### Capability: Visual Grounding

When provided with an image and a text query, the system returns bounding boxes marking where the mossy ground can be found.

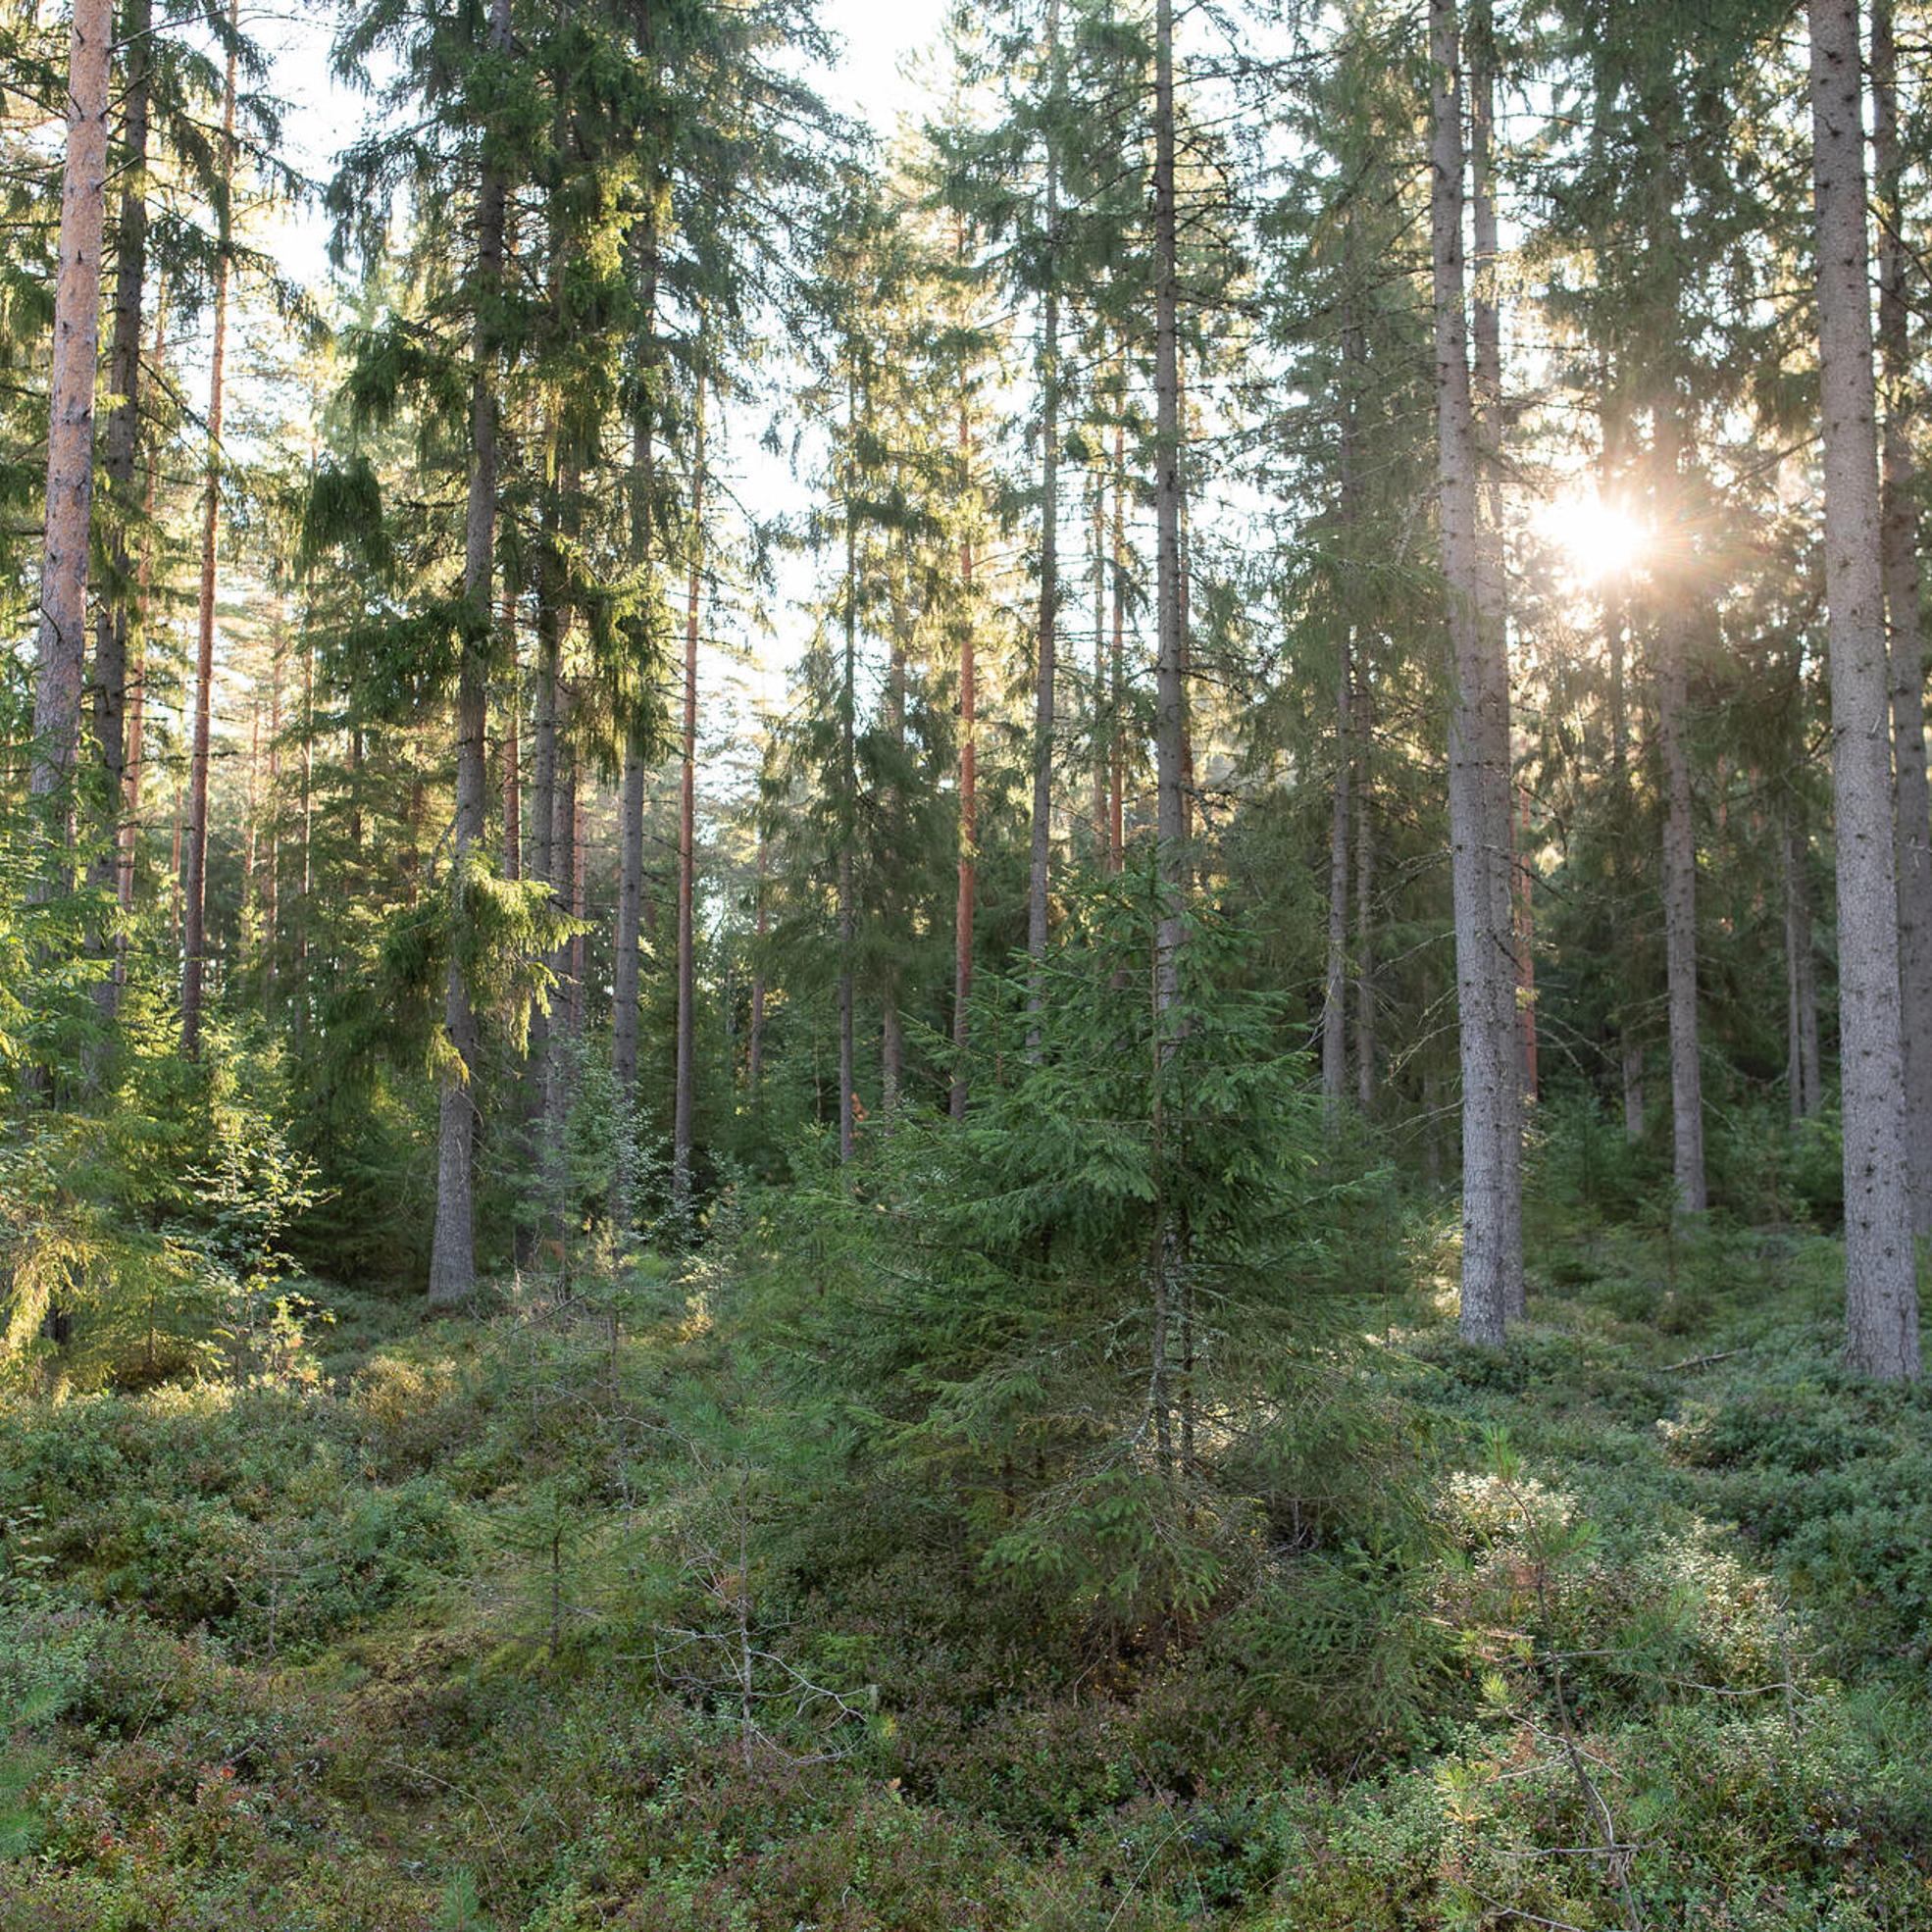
[2,1214,1928,1930]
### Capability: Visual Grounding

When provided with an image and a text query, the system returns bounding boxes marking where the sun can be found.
[1532,489,1648,585]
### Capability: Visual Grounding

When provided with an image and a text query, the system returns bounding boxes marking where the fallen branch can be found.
[1657,1347,1743,1373]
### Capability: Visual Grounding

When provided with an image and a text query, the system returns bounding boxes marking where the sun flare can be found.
[1534,489,1648,584]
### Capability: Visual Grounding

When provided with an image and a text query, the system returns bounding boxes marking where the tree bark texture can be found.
[1152,0,1187,1026]
[30,0,113,844]
[1432,0,1518,1345]
[1871,0,1932,1234]
[1027,0,1063,1048]
[673,380,705,1203]
[180,9,239,1058]
[1809,0,1921,1379]
[87,0,151,960]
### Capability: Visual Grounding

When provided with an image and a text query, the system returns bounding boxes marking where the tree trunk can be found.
[749,827,767,1093]
[1110,407,1127,872]
[29,0,113,862]
[1655,399,1707,1213]
[839,373,859,1163]
[951,397,977,1121]
[613,224,657,1128]
[1468,6,1524,1319]
[1808,0,1921,1379]
[502,581,522,882]
[1027,0,1063,1049]
[1354,650,1376,1112]
[1322,632,1352,1107]
[882,553,907,1115]
[1871,0,1932,1234]
[427,0,511,1308]
[86,0,151,985]
[673,377,705,1204]
[1152,0,1187,1024]
[1602,394,1646,1144]
[266,636,280,1013]
[1092,473,1108,865]
[1432,0,1516,1345]
[1514,785,1537,1098]
[119,299,166,973]
[180,7,239,1059]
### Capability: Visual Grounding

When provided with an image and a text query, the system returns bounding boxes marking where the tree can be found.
[1430,0,1518,1345]
[1807,0,1920,1380]
[29,0,113,863]
[179,0,239,1058]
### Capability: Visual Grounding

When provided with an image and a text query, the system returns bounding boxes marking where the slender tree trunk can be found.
[1514,784,1537,1098]
[1027,0,1063,1047]
[1602,397,1646,1143]
[673,377,705,1204]
[1152,0,1187,1023]
[570,785,585,1039]
[1654,386,1707,1214]
[29,0,113,863]
[266,636,280,1013]
[543,732,577,1242]
[1323,632,1352,1107]
[119,300,166,970]
[881,555,907,1115]
[1432,0,1515,1345]
[613,224,656,1124]
[1110,409,1127,872]
[1809,0,1921,1379]
[1657,585,1706,1212]
[427,0,511,1307]
[87,0,151,986]
[1093,473,1108,864]
[180,7,239,1059]
[1354,647,1376,1111]
[1871,0,1932,1234]
[748,827,767,1093]
[502,582,522,882]
[1469,8,1524,1318]
[1784,795,1819,1120]
[951,398,977,1121]
[297,633,313,1034]
[839,374,859,1162]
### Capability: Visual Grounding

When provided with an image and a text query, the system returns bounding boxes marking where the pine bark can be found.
[1808,0,1921,1379]
[180,10,239,1058]
[614,228,657,1125]
[1785,793,1822,1121]
[1655,403,1707,1212]
[1027,0,1063,1047]
[951,398,977,1122]
[1871,0,1932,1233]
[1432,0,1516,1345]
[1323,632,1352,1108]
[839,373,859,1163]
[673,380,704,1204]
[87,0,151,970]
[119,302,166,968]
[1152,0,1187,1023]
[1468,10,1524,1318]
[30,0,113,852]
[1354,653,1376,1113]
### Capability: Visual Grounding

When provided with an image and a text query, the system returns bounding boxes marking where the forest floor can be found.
[2,1207,1930,1930]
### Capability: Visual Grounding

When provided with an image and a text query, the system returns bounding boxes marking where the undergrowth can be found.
[1,1190,1928,1929]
